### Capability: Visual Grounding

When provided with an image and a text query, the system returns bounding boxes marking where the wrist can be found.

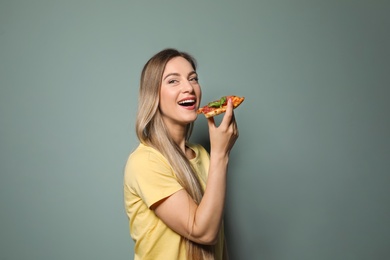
[210,152,229,165]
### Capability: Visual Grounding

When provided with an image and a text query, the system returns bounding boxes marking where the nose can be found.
[182,79,194,93]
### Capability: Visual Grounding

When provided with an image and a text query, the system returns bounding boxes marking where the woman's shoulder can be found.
[128,143,167,163]
[125,143,172,180]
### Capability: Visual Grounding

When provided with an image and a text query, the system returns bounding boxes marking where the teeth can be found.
[178,99,195,104]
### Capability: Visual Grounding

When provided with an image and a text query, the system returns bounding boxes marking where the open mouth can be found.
[178,99,196,107]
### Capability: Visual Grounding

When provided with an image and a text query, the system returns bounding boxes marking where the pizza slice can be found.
[197,95,245,118]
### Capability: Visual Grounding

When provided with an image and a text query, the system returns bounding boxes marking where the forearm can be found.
[190,153,229,244]
[152,154,229,245]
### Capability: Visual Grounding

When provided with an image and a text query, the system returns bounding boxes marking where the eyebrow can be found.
[163,71,197,80]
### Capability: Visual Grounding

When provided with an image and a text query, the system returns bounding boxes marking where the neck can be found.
[166,123,187,153]
[162,118,195,159]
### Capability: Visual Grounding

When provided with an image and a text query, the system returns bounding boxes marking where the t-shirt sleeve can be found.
[125,149,183,208]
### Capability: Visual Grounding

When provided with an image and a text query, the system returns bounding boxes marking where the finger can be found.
[220,98,234,126]
[232,121,238,136]
[207,116,216,128]
[231,113,239,135]
[234,121,239,136]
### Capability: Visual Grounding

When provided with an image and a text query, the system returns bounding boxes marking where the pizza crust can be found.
[204,107,228,118]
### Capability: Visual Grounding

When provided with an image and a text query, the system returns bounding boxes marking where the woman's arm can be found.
[153,99,238,245]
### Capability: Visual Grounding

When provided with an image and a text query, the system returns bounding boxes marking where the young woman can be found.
[124,48,239,260]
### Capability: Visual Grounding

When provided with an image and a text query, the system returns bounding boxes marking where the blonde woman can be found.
[124,48,238,260]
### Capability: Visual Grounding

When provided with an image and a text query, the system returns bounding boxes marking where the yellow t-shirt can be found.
[124,143,224,260]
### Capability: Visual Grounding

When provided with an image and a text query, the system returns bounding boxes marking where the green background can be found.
[1,1,389,259]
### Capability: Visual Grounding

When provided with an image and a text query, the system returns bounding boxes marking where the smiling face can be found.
[159,56,202,129]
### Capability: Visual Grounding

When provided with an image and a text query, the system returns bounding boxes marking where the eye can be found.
[168,79,178,84]
[190,76,199,82]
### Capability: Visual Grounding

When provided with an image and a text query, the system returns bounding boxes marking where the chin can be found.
[183,114,198,124]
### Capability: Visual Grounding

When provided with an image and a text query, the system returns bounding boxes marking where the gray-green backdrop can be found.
[1,1,389,259]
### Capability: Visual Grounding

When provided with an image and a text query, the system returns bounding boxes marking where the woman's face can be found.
[159,56,201,128]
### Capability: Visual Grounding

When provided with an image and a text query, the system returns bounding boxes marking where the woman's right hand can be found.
[207,98,239,159]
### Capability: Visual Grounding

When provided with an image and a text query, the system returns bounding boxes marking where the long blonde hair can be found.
[135,49,215,259]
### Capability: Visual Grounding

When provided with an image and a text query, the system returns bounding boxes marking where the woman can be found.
[124,48,239,260]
